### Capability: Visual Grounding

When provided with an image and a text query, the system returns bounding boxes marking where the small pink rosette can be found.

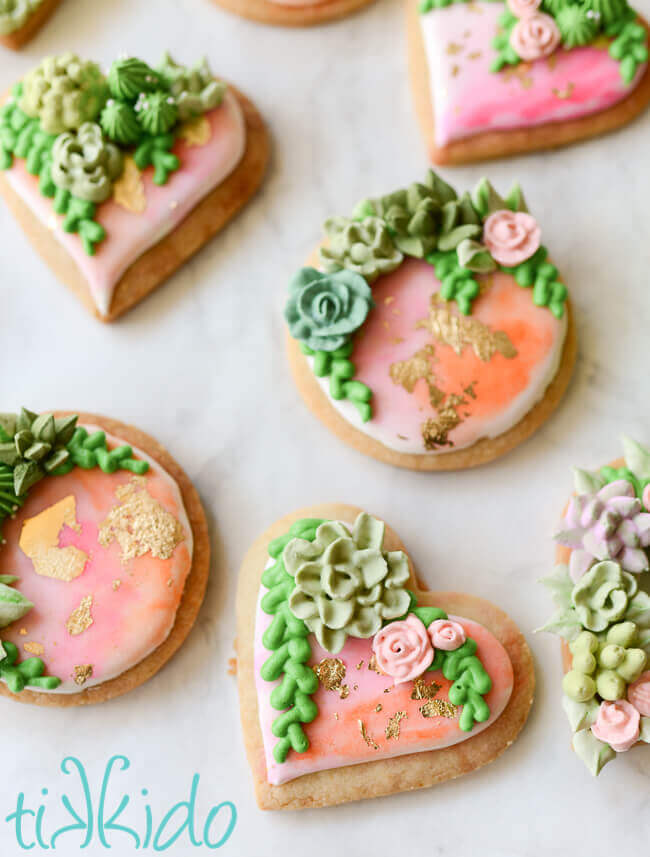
[372,614,433,684]
[591,700,640,752]
[510,13,561,61]
[483,210,541,267]
[428,618,466,651]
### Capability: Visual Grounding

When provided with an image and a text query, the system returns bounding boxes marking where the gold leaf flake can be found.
[464,382,477,400]
[446,42,463,55]
[546,54,558,70]
[375,704,383,713]
[467,1,483,12]
[385,711,408,740]
[112,156,147,214]
[417,295,517,362]
[451,65,461,77]
[356,660,364,670]
[314,657,346,691]
[389,344,444,409]
[112,579,121,591]
[358,719,380,749]
[339,684,350,699]
[411,677,442,700]
[552,82,575,100]
[420,699,458,719]
[178,114,212,147]
[18,628,27,636]
[368,654,382,674]
[383,687,392,694]
[23,641,44,656]
[65,595,93,636]
[384,296,395,305]
[98,477,184,564]
[72,664,93,686]
[468,50,482,60]
[19,496,88,583]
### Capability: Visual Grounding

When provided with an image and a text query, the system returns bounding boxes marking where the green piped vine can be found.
[0,407,151,695]
[260,519,494,764]
[299,343,373,423]
[2,52,227,254]
[499,245,567,319]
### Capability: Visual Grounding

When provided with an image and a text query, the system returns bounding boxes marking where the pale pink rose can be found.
[510,13,561,61]
[428,618,466,651]
[591,700,640,752]
[628,671,650,716]
[372,614,433,684]
[483,210,541,266]
[507,0,541,18]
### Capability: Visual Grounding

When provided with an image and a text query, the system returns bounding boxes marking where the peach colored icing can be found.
[255,576,513,785]
[372,614,434,683]
[428,618,466,650]
[309,258,567,454]
[591,699,640,751]
[419,2,647,146]
[628,671,650,716]
[3,93,246,317]
[1,427,193,693]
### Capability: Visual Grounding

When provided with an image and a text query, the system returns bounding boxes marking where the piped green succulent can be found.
[320,216,403,283]
[0,409,78,495]
[107,57,161,102]
[50,122,123,204]
[156,53,226,121]
[284,514,412,654]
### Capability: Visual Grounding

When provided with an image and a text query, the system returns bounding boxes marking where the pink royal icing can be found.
[309,258,567,455]
[4,93,246,318]
[591,699,640,752]
[428,618,466,650]
[1,428,193,693]
[419,2,647,146]
[483,210,541,266]
[372,614,434,683]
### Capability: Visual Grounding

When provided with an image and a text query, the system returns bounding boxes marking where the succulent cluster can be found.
[0,409,77,495]
[50,121,123,204]
[563,624,647,703]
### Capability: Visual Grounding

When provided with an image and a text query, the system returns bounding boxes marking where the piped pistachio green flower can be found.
[284,267,374,353]
[51,122,123,203]
[556,5,599,47]
[320,216,403,284]
[156,53,226,120]
[284,514,411,653]
[572,560,638,632]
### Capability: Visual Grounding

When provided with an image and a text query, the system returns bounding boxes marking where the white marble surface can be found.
[1,0,650,852]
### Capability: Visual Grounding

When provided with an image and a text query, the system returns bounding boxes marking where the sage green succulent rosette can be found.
[285,267,374,353]
[284,514,412,654]
[320,216,403,284]
[20,54,109,136]
[156,52,226,121]
[540,436,650,775]
[556,5,599,47]
[0,0,42,35]
[50,122,123,204]
[107,57,161,102]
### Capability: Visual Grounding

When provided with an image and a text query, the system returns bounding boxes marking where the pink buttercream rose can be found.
[591,700,640,752]
[628,671,650,716]
[507,0,541,17]
[428,618,466,651]
[483,210,541,266]
[509,12,561,61]
[372,614,433,684]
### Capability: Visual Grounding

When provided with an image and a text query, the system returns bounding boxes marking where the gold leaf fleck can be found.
[358,720,380,749]
[464,382,477,400]
[339,684,350,699]
[417,295,517,362]
[112,579,121,591]
[23,641,44,656]
[334,712,339,720]
[468,50,482,60]
[112,156,146,214]
[356,660,364,670]
[65,595,93,636]
[385,711,408,740]
[19,495,87,583]
[72,664,93,686]
[389,344,444,409]
[98,477,184,565]
[314,657,346,691]
[552,82,575,100]
[178,114,212,147]
[446,42,463,55]
[420,699,458,719]
[411,677,442,700]
[451,64,461,77]
[375,704,383,713]
[368,655,382,674]
[18,628,27,636]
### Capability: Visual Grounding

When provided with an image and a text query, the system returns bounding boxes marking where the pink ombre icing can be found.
[372,614,433,683]
[428,618,466,651]
[419,2,647,147]
[591,700,640,751]
[3,94,246,318]
[1,427,193,693]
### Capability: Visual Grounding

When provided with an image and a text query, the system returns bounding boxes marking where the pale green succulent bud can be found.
[596,669,626,701]
[606,621,638,648]
[563,670,597,702]
[617,648,647,683]
[570,630,600,655]
[572,651,597,675]
[599,644,626,670]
